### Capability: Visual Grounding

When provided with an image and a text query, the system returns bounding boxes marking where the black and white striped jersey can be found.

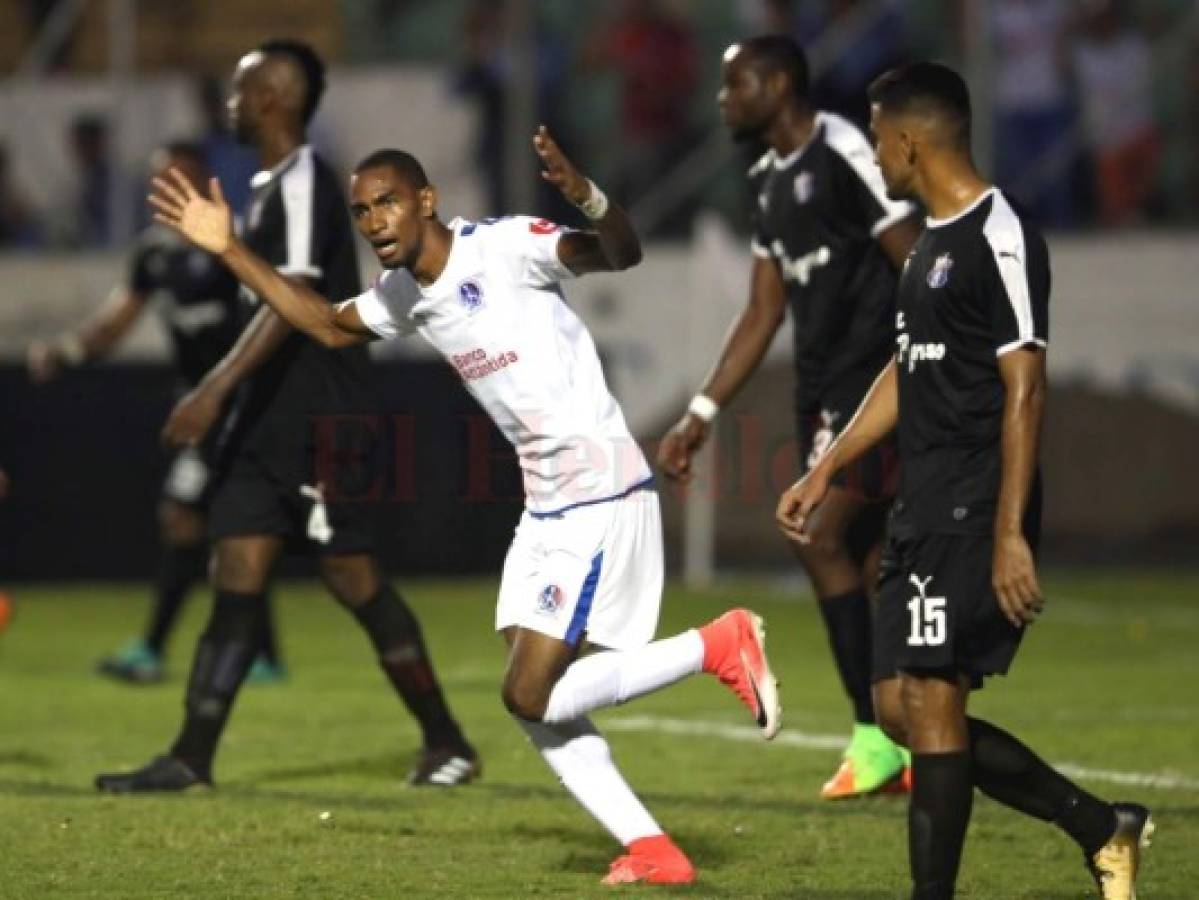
[894,187,1049,535]
[223,145,373,474]
[747,110,915,415]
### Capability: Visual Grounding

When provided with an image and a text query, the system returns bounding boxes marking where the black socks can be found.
[968,717,1116,855]
[351,586,468,753]
[817,590,876,724]
[144,544,208,656]
[170,590,264,779]
[910,751,973,900]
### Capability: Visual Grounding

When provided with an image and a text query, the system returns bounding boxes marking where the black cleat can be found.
[1086,802,1154,900]
[95,755,212,794]
[406,746,482,787]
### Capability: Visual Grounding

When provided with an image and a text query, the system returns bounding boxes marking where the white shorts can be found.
[495,486,663,650]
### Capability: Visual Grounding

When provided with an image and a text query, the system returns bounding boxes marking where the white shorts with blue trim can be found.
[495,486,663,650]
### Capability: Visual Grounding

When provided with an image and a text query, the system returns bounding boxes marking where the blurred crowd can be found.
[2,0,1198,251]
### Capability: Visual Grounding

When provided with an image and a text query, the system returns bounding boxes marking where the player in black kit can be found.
[95,40,478,792]
[658,36,920,798]
[27,142,284,685]
[777,63,1150,900]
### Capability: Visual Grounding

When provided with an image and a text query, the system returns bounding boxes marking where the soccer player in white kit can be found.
[148,126,782,885]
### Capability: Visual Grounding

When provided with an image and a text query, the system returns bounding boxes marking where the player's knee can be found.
[319,556,378,608]
[213,545,269,593]
[159,501,205,547]
[501,677,549,722]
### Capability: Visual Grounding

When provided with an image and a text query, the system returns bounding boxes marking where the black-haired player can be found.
[96,40,478,792]
[659,35,920,799]
[27,142,284,685]
[778,61,1151,900]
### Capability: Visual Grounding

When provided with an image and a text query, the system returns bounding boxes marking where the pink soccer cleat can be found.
[602,835,695,886]
[698,608,782,739]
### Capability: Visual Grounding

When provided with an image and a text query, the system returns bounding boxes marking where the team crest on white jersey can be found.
[536,584,564,616]
[793,171,814,204]
[458,278,484,313]
[926,253,954,289]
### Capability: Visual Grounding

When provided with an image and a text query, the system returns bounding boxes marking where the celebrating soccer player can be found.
[95,40,478,793]
[144,122,783,885]
[777,62,1151,900]
[659,36,920,799]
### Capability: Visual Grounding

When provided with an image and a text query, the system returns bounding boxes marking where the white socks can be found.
[518,716,661,845]
[542,630,704,723]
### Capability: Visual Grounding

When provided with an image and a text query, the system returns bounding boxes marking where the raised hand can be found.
[149,169,233,256]
[533,125,589,206]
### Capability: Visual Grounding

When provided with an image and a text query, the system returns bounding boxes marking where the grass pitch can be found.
[0,572,1196,898]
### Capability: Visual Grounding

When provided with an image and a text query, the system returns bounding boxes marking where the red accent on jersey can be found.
[528,219,559,235]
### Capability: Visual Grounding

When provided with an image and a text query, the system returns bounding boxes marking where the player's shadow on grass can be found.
[0,749,53,769]
[0,777,97,798]
[244,752,403,785]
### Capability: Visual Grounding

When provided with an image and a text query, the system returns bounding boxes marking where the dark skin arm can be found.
[657,255,786,482]
[992,348,1047,627]
[161,304,296,447]
[27,288,146,382]
[534,126,642,273]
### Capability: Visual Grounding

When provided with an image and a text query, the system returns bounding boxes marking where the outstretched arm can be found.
[27,287,145,382]
[534,126,642,274]
[149,170,373,350]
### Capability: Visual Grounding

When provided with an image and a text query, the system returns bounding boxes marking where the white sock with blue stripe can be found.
[518,716,662,845]
[542,630,704,723]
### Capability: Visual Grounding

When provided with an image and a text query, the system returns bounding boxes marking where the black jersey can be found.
[893,187,1050,535]
[223,145,372,472]
[128,227,240,387]
[748,111,915,414]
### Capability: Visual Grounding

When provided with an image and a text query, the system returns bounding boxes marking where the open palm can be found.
[148,168,233,255]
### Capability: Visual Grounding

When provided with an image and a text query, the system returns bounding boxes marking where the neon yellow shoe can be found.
[821,724,908,799]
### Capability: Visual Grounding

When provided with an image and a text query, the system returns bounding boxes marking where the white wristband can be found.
[687,394,720,424]
[575,178,610,220]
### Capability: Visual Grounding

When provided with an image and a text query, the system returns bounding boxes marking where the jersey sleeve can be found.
[986,227,1050,356]
[499,216,577,287]
[276,148,324,281]
[128,242,155,295]
[350,269,420,340]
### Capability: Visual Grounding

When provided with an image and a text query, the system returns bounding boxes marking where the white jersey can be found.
[353,215,652,516]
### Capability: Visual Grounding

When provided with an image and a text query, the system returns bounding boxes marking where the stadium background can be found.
[2,0,1197,580]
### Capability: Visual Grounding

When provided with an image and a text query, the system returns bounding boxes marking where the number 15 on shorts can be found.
[907,574,947,646]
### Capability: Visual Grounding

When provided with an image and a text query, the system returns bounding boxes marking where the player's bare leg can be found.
[96,534,283,792]
[794,484,907,798]
[500,610,779,885]
[320,553,478,786]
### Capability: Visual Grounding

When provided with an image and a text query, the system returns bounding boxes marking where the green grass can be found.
[0,572,1196,898]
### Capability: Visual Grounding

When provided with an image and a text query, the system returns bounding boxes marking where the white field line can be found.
[604,714,1199,792]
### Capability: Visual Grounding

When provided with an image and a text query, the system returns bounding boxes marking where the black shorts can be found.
[207,455,374,556]
[872,522,1025,686]
[798,406,899,503]
[162,445,216,510]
